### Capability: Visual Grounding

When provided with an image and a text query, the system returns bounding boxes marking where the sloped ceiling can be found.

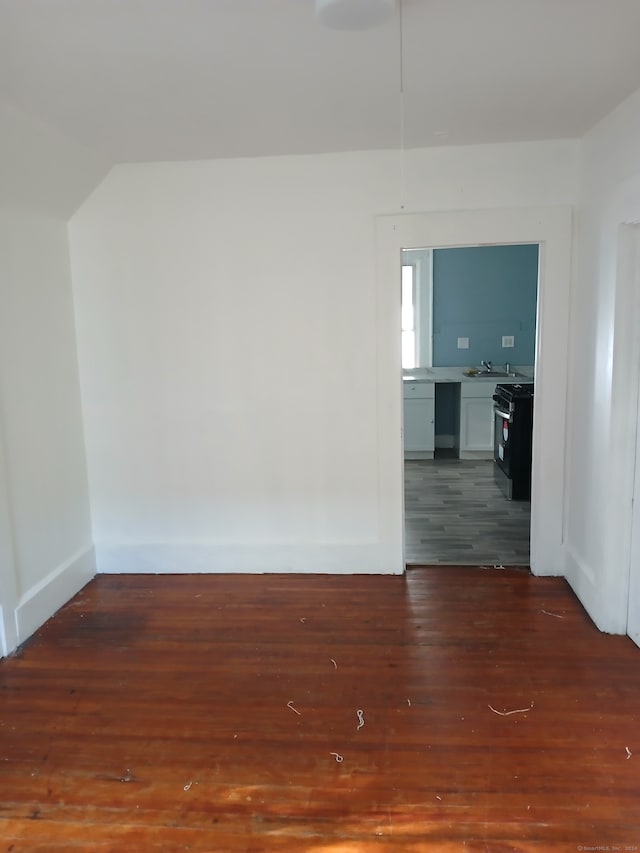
[0,101,109,218]
[1,0,640,166]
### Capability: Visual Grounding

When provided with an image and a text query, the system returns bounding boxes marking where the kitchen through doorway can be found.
[401,242,539,567]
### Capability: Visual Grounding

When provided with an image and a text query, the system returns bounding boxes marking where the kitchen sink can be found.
[471,370,525,378]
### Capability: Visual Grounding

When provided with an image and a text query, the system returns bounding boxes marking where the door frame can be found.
[375,206,573,576]
[0,403,19,657]
[615,222,640,646]
[629,372,640,648]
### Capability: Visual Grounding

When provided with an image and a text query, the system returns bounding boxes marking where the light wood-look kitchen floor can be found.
[404,457,531,566]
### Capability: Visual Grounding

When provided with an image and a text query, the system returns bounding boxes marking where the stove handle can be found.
[494,408,512,421]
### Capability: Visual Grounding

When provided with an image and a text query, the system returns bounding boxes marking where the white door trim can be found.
[0,395,19,657]
[617,223,640,647]
[628,374,640,648]
[375,206,573,576]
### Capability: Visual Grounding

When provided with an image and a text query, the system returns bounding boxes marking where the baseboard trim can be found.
[96,543,404,575]
[459,450,493,460]
[435,435,455,449]
[15,545,96,645]
[564,541,625,634]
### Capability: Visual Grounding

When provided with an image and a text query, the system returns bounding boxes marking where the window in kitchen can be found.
[401,263,417,368]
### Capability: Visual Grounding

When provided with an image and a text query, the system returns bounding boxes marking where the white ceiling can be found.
[2,0,640,164]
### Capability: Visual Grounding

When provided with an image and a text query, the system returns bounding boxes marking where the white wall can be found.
[69,140,578,576]
[0,102,105,655]
[0,210,95,653]
[564,87,640,633]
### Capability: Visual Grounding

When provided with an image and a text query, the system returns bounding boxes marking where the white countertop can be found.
[402,366,534,384]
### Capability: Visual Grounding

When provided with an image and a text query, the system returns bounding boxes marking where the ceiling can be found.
[2,0,640,165]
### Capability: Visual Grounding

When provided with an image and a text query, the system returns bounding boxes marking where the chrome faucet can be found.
[505,362,511,374]
[480,360,492,373]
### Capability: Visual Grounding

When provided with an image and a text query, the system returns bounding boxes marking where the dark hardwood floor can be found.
[1,569,639,851]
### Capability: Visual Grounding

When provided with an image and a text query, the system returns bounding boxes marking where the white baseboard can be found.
[564,542,625,634]
[435,434,456,449]
[96,543,404,575]
[459,450,493,460]
[15,545,96,645]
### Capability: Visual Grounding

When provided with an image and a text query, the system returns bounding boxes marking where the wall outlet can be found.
[502,335,515,348]
[457,337,469,349]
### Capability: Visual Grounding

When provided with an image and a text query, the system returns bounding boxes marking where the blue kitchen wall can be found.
[432,244,539,368]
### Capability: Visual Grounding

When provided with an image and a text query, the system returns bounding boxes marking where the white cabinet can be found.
[403,381,435,458]
[459,382,495,458]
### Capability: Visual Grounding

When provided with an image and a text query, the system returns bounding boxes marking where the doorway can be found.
[401,242,539,566]
[374,206,573,578]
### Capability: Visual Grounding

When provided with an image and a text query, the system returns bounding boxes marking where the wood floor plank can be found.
[1,568,639,851]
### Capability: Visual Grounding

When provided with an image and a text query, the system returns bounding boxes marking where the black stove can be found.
[493,382,534,408]
[492,383,534,500]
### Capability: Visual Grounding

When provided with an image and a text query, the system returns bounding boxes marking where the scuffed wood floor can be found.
[1,568,639,851]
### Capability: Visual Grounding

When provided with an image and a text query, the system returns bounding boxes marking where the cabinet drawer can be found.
[460,380,498,399]
[403,381,435,400]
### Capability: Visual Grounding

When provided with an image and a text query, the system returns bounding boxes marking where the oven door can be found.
[493,405,513,477]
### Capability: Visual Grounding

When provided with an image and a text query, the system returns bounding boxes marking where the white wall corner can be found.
[0,603,17,659]
[14,545,96,645]
[0,100,111,220]
[564,542,626,634]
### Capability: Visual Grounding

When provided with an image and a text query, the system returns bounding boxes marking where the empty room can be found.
[1,1,640,849]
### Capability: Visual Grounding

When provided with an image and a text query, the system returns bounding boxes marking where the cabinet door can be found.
[460,397,494,454]
[404,398,435,452]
